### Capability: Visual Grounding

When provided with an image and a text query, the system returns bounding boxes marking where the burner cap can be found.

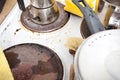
[4,43,63,80]
[21,2,69,33]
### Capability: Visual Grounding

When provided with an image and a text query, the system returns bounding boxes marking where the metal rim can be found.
[21,2,69,33]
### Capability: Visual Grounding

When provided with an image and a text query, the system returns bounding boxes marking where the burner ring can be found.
[21,2,69,33]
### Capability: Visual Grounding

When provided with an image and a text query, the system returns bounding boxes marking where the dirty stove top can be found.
[0,0,82,80]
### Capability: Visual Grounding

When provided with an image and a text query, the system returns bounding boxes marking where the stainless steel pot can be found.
[72,0,120,80]
[29,3,58,24]
[30,0,55,8]
[17,0,58,25]
[74,29,120,80]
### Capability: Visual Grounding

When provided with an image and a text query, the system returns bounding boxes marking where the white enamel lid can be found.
[74,29,120,80]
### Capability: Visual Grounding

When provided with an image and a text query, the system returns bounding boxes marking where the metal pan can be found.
[4,43,63,80]
[72,0,105,34]
[72,0,120,80]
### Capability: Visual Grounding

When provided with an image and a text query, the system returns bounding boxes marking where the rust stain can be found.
[14,28,21,35]
[19,21,35,34]
[4,27,7,31]
[1,24,10,34]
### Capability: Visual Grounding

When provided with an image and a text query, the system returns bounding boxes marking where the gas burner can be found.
[20,2,69,32]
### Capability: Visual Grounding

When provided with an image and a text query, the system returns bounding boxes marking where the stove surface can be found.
[0,0,82,80]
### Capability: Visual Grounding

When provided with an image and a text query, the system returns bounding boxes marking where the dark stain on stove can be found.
[1,24,10,34]
[4,27,7,31]
[14,28,21,35]
[7,24,10,27]
[31,55,58,75]
[3,40,5,42]
[59,39,61,42]
[69,49,76,55]
[4,51,21,69]
[33,16,41,22]
[12,63,33,80]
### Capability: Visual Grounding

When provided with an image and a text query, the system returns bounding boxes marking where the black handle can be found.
[0,0,6,13]
[17,0,26,12]
[72,0,105,34]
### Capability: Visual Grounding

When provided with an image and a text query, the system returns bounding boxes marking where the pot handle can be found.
[72,0,105,34]
[17,0,26,12]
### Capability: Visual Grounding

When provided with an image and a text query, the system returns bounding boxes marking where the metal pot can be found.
[30,0,55,8]
[17,0,58,25]
[72,0,120,80]
[74,29,120,80]
[29,3,58,24]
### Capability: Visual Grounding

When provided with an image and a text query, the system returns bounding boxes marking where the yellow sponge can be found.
[64,0,100,17]
[65,37,84,51]
[0,47,14,80]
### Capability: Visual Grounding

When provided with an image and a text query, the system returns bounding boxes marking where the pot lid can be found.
[75,30,120,80]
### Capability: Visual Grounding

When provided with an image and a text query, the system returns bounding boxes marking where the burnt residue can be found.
[12,63,33,80]
[32,16,42,22]
[3,43,63,80]
[4,52,21,69]
[14,28,21,35]
[1,24,10,34]
[16,28,21,32]
[4,27,7,31]
[32,55,58,75]
[69,49,76,55]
